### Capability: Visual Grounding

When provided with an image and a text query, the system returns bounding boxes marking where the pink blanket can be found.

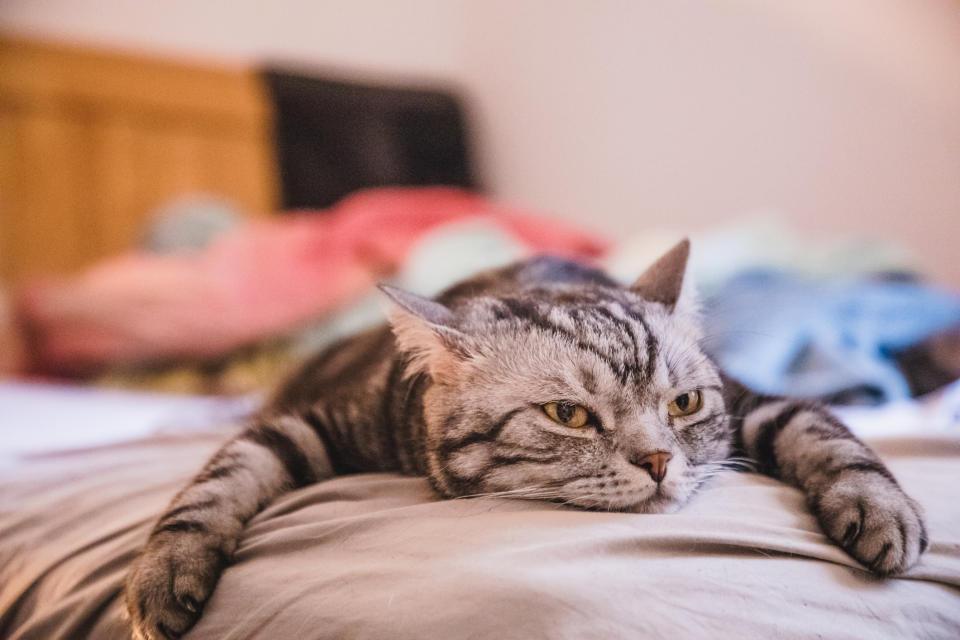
[18,188,607,375]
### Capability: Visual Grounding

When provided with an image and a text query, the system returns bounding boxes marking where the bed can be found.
[2,35,960,640]
[1,383,959,639]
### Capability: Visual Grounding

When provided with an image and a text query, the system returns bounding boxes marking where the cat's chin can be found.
[621,480,695,513]
[628,493,687,514]
[564,485,690,514]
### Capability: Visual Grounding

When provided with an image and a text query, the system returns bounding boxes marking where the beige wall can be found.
[0,0,467,79]
[460,1,960,284]
[2,0,958,283]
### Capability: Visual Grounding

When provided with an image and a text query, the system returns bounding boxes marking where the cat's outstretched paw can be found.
[125,532,232,640]
[812,474,927,576]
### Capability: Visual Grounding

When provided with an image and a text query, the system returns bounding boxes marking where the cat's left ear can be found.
[379,285,467,382]
[630,238,696,314]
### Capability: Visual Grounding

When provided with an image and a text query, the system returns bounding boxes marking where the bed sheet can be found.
[0,382,256,468]
[1,417,958,640]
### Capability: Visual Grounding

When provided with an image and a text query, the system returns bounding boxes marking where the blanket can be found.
[16,187,607,377]
[2,426,958,639]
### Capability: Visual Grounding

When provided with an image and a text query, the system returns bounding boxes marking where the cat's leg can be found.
[126,412,333,640]
[723,375,927,575]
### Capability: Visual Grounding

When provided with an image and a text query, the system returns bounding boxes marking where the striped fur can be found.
[126,249,927,640]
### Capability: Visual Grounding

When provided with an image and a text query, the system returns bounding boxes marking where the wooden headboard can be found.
[0,36,279,282]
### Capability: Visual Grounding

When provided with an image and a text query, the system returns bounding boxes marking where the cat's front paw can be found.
[125,531,232,640]
[812,473,927,576]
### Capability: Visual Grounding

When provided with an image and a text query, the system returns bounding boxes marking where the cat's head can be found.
[383,240,731,513]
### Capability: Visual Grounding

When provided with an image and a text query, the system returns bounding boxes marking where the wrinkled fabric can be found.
[17,187,607,376]
[2,429,958,640]
[703,271,960,403]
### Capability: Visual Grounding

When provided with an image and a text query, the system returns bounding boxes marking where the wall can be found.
[0,0,467,80]
[460,1,960,283]
[2,0,959,282]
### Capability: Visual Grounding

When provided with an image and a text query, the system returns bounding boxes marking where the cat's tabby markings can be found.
[126,240,927,640]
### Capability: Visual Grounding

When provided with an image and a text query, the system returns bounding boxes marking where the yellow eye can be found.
[542,402,590,428]
[668,390,703,417]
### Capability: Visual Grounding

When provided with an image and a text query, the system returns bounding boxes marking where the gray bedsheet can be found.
[2,429,959,639]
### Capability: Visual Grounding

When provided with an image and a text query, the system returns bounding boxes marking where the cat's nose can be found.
[633,451,672,483]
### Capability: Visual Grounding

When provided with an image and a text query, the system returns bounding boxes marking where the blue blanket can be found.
[703,271,960,404]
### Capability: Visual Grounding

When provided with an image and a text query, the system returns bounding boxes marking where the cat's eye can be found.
[668,390,703,417]
[541,402,590,428]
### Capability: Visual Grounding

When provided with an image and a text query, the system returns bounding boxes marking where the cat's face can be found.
[386,241,732,513]
[418,291,730,512]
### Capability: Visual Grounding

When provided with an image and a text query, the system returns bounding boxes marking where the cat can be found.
[126,240,927,640]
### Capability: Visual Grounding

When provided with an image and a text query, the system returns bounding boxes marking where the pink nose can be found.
[634,451,672,483]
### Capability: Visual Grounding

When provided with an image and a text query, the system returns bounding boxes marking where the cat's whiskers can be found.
[455,486,565,502]
[559,491,619,510]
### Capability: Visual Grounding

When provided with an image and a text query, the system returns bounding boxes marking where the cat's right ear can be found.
[378,285,467,382]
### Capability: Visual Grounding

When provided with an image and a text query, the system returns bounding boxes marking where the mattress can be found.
[1,385,959,640]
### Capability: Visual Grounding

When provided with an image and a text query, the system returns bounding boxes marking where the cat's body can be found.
[127,242,927,640]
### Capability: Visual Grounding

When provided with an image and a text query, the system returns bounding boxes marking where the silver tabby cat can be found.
[126,240,927,640]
